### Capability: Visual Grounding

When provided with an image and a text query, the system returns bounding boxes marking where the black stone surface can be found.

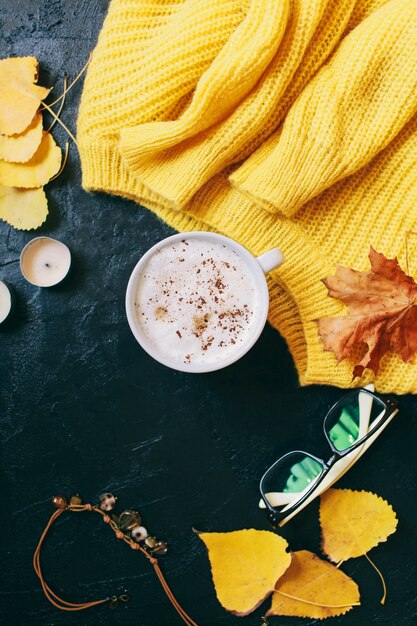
[1,2,417,625]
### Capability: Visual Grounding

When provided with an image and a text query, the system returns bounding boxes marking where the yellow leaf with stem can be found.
[268,550,360,619]
[320,488,398,604]
[320,488,398,562]
[197,529,291,616]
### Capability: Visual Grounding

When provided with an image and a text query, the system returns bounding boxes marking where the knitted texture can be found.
[78,0,417,393]
[119,0,336,208]
[119,0,290,164]
[231,0,417,214]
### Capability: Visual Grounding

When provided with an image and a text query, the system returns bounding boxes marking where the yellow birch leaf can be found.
[320,488,398,563]
[198,529,291,616]
[0,57,50,135]
[0,132,61,188]
[0,186,48,230]
[0,114,43,163]
[268,550,360,620]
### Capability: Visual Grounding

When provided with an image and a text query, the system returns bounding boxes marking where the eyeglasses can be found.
[259,386,398,527]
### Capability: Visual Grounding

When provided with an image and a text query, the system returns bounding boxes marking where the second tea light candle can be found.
[0,280,14,324]
[20,237,71,287]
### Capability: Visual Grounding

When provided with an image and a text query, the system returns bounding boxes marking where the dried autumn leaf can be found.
[318,247,417,378]
[320,488,397,563]
[0,57,50,135]
[197,529,291,616]
[0,114,43,163]
[0,132,61,188]
[0,186,48,230]
[268,550,360,619]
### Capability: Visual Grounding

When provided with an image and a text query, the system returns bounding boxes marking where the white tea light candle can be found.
[0,281,13,324]
[20,237,71,287]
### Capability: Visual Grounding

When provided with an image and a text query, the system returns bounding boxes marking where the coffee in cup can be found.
[126,232,283,372]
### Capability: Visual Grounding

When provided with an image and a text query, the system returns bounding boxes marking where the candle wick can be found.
[45,263,50,268]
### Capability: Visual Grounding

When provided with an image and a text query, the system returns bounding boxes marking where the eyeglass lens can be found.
[262,452,324,510]
[324,390,386,452]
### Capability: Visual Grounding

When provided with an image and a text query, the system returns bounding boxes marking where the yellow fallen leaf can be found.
[268,550,360,619]
[0,132,61,188]
[320,488,398,562]
[0,186,48,230]
[197,529,291,616]
[0,114,43,163]
[0,57,50,135]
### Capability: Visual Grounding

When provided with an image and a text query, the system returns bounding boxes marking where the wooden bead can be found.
[52,496,67,509]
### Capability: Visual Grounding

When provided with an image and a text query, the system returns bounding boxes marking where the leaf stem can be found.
[49,142,69,182]
[45,74,67,133]
[41,53,92,109]
[364,552,386,605]
[274,589,360,609]
[406,230,417,300]
[41,102,78,148]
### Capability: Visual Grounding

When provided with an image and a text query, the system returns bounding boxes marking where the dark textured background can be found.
[1,2,416,625]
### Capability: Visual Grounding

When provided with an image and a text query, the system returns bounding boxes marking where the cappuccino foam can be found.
[134,237,260,366]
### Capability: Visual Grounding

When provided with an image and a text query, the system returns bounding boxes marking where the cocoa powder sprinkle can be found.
[138,239,256,361]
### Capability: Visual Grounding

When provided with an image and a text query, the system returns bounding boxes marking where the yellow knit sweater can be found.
[78,0,417,394]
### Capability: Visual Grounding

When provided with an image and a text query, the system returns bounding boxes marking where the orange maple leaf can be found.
[318,246,417,378]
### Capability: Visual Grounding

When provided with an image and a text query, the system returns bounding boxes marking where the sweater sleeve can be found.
[118,0,289,168]
[77,0,250,142]
[231,0,417,216]
[115,0,342,210]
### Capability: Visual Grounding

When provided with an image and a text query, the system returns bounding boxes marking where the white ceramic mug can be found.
[125,232,284,372]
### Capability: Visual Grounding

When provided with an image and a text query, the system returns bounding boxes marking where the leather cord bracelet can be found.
[34,492,198,626]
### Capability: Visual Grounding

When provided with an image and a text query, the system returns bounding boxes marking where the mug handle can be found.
[256,248,284,274]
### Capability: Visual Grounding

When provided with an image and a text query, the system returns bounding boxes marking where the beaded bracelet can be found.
[34,492,198,625]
